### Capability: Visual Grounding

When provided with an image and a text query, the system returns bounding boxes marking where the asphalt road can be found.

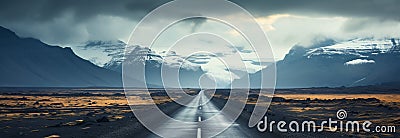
[100,90,277,138]
[142,90,271,138]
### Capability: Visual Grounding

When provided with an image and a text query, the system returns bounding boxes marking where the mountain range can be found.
[1,25,399,88]
[247,38,400,88]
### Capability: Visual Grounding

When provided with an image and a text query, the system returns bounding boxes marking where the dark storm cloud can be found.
[0,0,173,44]
[0,0,170,23]
[1,0,399,23]
[0,0,399,45]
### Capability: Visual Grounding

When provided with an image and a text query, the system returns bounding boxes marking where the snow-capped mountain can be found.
[78,39,209,88]
[247,38,400,88]
[103,44,204,71]
[79,40,202,72]
[121,45,206,88]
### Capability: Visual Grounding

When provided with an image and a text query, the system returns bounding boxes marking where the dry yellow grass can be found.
[275,94,400,102]
[0,94,175,121]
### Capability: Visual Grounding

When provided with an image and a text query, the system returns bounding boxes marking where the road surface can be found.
[101,90,277,138]
[142,90,272,138]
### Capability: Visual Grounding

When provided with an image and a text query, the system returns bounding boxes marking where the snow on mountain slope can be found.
[160,51,202,71]
[305,38,398,59]
[77,40,202,73]
[75,40,126,67]
[121,45,205,88]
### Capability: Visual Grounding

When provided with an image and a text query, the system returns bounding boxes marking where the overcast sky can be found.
[1,0,400,60]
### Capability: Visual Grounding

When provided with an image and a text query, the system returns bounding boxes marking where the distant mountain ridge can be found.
[246,38,400,88]
[0,26,124,87]
[79,39,208,88]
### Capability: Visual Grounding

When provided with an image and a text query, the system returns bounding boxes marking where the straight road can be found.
[102,90,278,138]
[144,90,266,138]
